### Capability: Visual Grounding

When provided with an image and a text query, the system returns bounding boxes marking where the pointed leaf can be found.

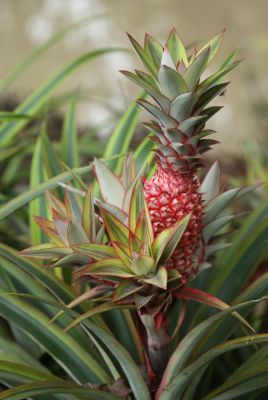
[82,186,96,241]
[205,243,231,258]
[131,255,155,276]
[52,213,69,246]
[61,97,79,168]
[138,99,177,128]
[21,244,72,259]
[128,231,142,255]
[144,33,163,70]
[161,46,176,69]
[194,82,230,111]
[94,158,125,208]
[174,287,254,332]
[52,252,90,267]
[98,201,127,223]
[86,259,134,278]
[198,59,241,93]
[135,69,159,90]
[127,33,157,77]
[81,318,151,400]
[184,47,210,90]
[157,298,267,398]
[0,381,118,400]
[158,65,188,99]
[147,90,171,112]
[159,334,268,400]
[134,137,154,175]
[66,303,134,332]
[29,136,48,246]
[74,243,117,260]
[207,203,268,302]
[67,220,89,245]
[179,115,207,136]
[167,28,188,66]
[40,130,62,180]
[64,189,83,222]
[112,241,131,267]
[101,209,129,245]
[46,192,66,216]
[129,180,145,232]
[0,293,110,384]
[205,188,240,224]
[142,266,167,289]
[152,215,191,265]
[121,70,154,92]
[200,161,221,203]
[196,30,225,65]
[220,50,238,70]
[170,93,197,120]
[0,164,92,222]
[114,281,142,301]
[122,164,147,213]
[203,215,234,243]
[34,216,64,247]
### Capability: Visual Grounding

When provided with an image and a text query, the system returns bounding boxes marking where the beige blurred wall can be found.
[0,0,267,156]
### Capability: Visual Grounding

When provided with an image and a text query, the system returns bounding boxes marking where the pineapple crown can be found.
[122,29,240,173]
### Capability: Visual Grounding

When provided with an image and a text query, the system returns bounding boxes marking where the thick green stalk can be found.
[141,314,170,380]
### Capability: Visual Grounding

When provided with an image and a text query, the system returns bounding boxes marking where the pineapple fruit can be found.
[122,29,239,283]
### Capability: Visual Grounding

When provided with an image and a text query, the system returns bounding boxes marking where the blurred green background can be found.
[0,0,267,157]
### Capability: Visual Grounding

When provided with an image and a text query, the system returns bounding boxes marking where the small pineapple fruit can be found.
[122,29,239,282]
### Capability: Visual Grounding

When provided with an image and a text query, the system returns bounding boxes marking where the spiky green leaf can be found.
[184,47,210,91]
[94,158,125,208]
[200,162,221,203]
[167,28,188,66]
[152,214,190,265]
[158,65,188,99]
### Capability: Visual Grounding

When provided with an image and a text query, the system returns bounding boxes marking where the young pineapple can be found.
[122,29,239,283]
[21,29,244,381]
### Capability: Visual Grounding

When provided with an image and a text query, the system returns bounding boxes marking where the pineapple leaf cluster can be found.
[22,155,239,316]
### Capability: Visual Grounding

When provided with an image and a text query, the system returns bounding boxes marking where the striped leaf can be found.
[0,14,107,94]
[61,97,79,168]
[0,381,118,400]
[0,48,123,145]
[0,165,92,221]
[0,293,111,384]
[29,136,48,245]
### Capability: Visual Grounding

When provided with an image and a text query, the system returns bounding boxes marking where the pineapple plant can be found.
[122,29,239,284]
[1,27,268,400]
[21,29,245,380]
